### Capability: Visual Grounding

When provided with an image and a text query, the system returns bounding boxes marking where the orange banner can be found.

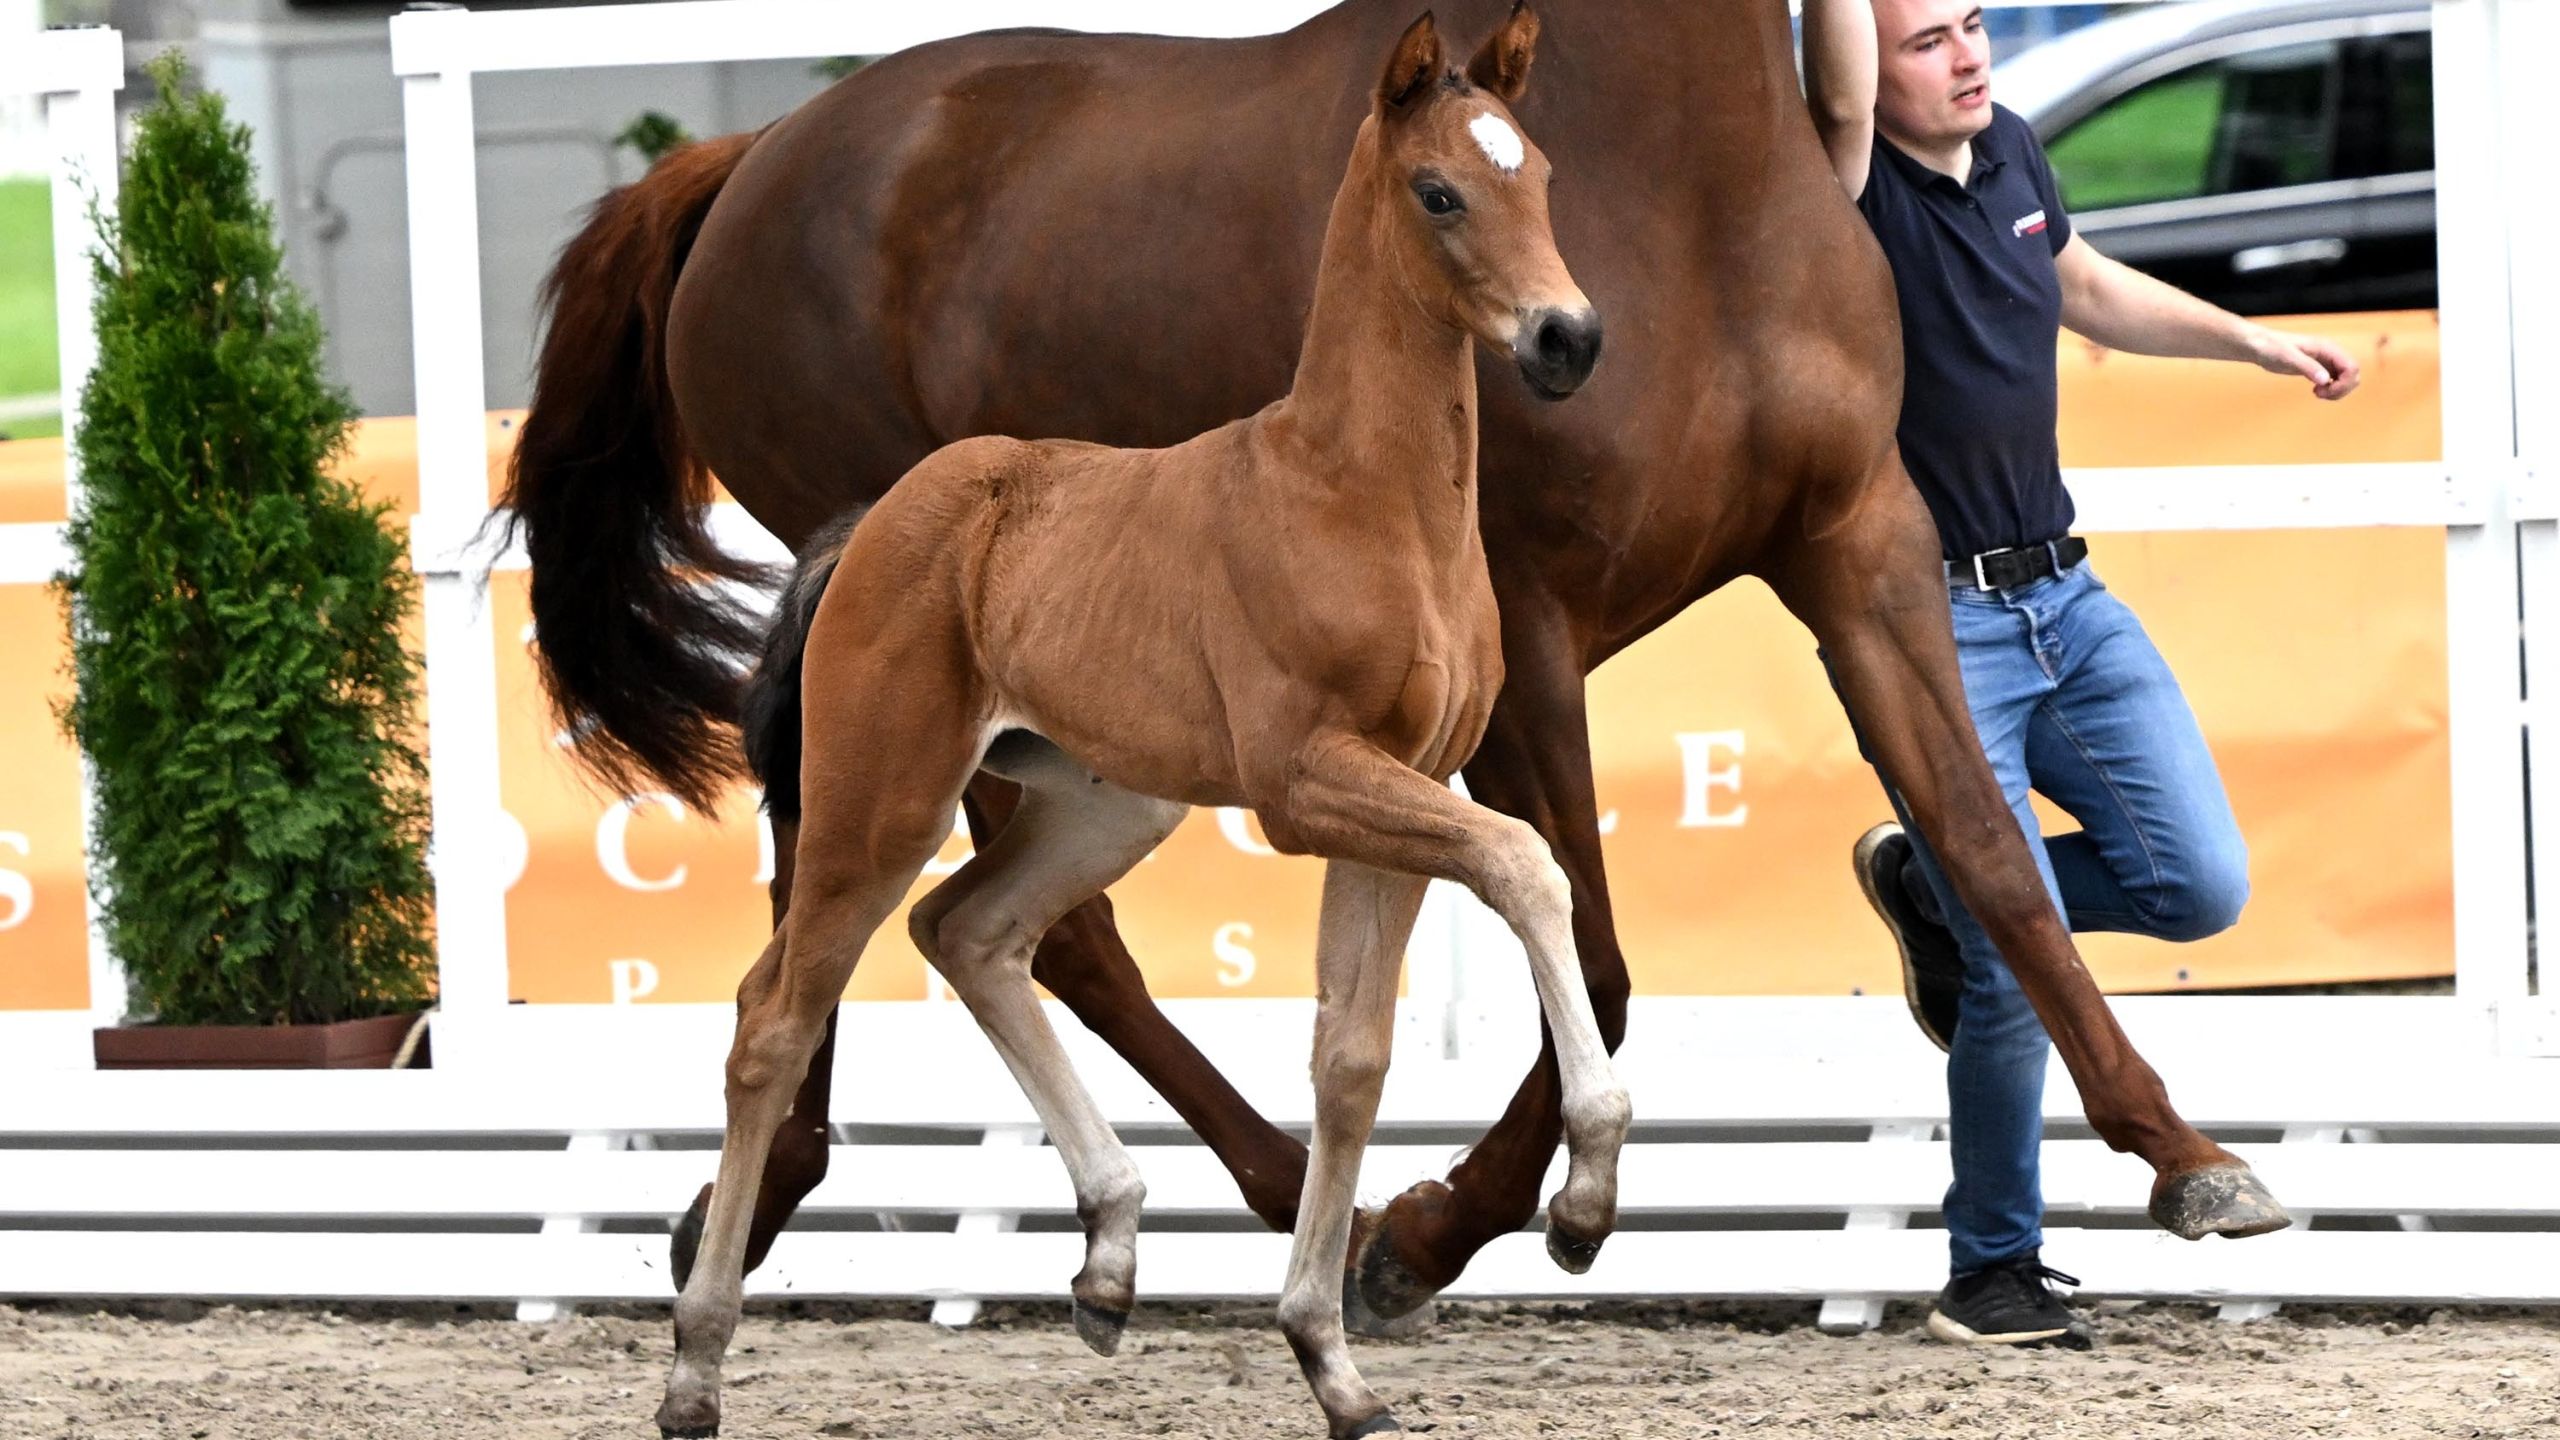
[0,313,2452,1010]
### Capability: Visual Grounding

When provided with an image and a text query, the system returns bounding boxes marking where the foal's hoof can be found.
[2150,1161,2293,1241]
[1338,1412,1404,1438]
[1072,1298,1130,1357]
[669,1182,713,1292]
[654,1391,721,1439]
[1544,1223,1606,1276]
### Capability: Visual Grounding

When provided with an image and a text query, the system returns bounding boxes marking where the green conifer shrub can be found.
[55,55,435,1027]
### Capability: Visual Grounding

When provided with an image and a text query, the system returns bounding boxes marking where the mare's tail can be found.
[500,130,768,812]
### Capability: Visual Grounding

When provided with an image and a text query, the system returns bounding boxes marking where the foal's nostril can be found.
[1539,317,1574,367]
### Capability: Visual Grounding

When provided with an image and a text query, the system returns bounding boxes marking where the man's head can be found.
[1871,0,1992,151]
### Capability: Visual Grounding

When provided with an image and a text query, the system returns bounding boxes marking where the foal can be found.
[657,9,1614,1438]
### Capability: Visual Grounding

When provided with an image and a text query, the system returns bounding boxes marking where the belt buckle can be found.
[1972,550,1994,590]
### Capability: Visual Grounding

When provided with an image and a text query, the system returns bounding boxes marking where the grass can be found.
[0,176,62,402]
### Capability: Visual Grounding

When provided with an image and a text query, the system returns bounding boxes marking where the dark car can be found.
[1996,0,2434,315]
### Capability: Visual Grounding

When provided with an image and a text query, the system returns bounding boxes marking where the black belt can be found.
[1947,536,2088,590]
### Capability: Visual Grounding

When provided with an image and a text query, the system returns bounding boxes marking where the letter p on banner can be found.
[609,958,661,1004]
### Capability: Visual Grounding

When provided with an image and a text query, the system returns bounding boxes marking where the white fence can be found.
[0,0,2553,1324]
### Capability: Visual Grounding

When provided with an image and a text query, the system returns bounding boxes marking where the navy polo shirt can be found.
[1856,104,2074,561]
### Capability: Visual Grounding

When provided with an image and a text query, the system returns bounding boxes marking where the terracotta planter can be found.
[92,1010,426,1070]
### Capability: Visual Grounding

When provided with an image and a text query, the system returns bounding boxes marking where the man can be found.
[1799,0,2361,1349]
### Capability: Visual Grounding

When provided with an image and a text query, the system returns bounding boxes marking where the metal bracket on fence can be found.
[517,1130,647,1323]
[1815,1121,1934,1335]
[930,1125,1043,1329]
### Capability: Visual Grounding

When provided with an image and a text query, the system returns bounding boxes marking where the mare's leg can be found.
[1264,735,1632,1272]
[657,654,986,1438]
[906,752,1188,1357]
[1350,602,1623,1317]
[1763,459,2286,1240]
[1276,861,1430,1440]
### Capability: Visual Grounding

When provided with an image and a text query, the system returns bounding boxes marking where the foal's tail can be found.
[499,130,766,814]
[740,507,871,825]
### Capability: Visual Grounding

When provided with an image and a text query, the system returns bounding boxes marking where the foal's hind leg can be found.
[1277,859,1429,1439]
[907,748,1187,1357]
[658,725,985,1437]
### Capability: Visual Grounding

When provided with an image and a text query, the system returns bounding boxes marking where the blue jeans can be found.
[1850,561,2250,1276]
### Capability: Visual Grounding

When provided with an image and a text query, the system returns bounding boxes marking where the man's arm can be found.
[1802,0,1877,198]
[2054,233,2361,400]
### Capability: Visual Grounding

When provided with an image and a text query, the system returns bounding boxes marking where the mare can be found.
[502,0,2289,1348]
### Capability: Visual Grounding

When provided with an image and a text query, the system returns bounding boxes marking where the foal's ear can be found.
[1466,2,1541,103]
[1379,10,1443,112]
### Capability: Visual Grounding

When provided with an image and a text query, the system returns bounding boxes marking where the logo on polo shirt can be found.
[2013,209,2048,238]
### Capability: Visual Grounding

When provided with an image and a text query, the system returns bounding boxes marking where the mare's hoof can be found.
[2150,1161,2292,1241]
[1072,1298,1130,1357]
[655,1392,720,1439]
[669,1182,713,1292]
[1351,1222,1439,1323]
[1340,1413,1404,1438]
[1545,1223,1606,1275]
[1343,1281,1438,1340]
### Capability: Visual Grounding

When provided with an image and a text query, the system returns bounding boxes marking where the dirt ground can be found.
[4,1298,2555,1440]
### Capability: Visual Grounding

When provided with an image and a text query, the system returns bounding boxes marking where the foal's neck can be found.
[1273,129,1479,531]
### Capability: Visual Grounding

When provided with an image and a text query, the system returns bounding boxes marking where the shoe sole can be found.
[1925,1308,2089,1350]
[1852,823,1955,1056]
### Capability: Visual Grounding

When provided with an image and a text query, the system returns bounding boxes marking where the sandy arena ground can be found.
[4,1298,2555,1439]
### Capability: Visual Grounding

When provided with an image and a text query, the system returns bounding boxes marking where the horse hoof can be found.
[1072,1298,1129,1357]
[1545,1224,1605,1275]
[655,1392,720,1438]
[669,1182,713,1292]
[1351,1222,1440,1323]
[1339,1412,1404,1438]
[2150,1161,2293,1241]
[1343,1281,1438,1341]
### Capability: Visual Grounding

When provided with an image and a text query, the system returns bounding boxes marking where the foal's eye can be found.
[1415,183,1463,217]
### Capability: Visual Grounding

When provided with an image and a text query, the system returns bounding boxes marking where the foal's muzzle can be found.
[1515,306,1603,400]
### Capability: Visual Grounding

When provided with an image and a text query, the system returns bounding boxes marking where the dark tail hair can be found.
[500,130,768,813]
[740,508,870,825]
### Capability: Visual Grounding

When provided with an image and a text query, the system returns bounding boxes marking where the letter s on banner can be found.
[609,959,661,1004]
[0,833,30,932]
[1675,730,1748,828]
[1212,922,1257,987]
[597,793,688,892]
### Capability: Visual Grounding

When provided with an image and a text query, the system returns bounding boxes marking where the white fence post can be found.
[930,1124,1043,1328]
[2431,0,2532,1008]
[4,26,128,1034]
[1815,1121,1933,1334]
[2497,0,2560,1046]
[393,18,510,1072]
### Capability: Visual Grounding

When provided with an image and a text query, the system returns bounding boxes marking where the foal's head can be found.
[1366,5,1600,400]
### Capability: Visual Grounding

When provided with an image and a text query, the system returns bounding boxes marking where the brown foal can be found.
[512,0,2289,1343]
[656,13,1614,1438]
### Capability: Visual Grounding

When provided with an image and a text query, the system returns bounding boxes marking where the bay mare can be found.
[502,0,2290,1348]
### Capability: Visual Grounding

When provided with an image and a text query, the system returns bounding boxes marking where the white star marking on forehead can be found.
[1469,111,1525,174]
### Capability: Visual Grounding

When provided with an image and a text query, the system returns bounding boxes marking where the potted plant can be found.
[57,55,436,1069]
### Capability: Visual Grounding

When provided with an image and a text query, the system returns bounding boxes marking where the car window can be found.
[2336,30,2433,178]
[2046,37,2342,209]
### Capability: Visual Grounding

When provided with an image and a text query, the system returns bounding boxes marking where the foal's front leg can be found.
[1268,734,1633,1272]
[1277,860,1431,1439]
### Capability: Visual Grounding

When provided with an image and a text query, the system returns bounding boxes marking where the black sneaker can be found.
[1852,822,1963,1053]
[1926,1254,2095,1350]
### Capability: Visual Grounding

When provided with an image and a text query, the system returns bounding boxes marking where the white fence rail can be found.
[0,0,2553,1322]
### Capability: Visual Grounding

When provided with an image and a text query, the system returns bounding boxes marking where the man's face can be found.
[1873,0,1993,149]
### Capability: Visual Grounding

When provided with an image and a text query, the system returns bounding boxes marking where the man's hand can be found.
[2246,327,2362,401]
